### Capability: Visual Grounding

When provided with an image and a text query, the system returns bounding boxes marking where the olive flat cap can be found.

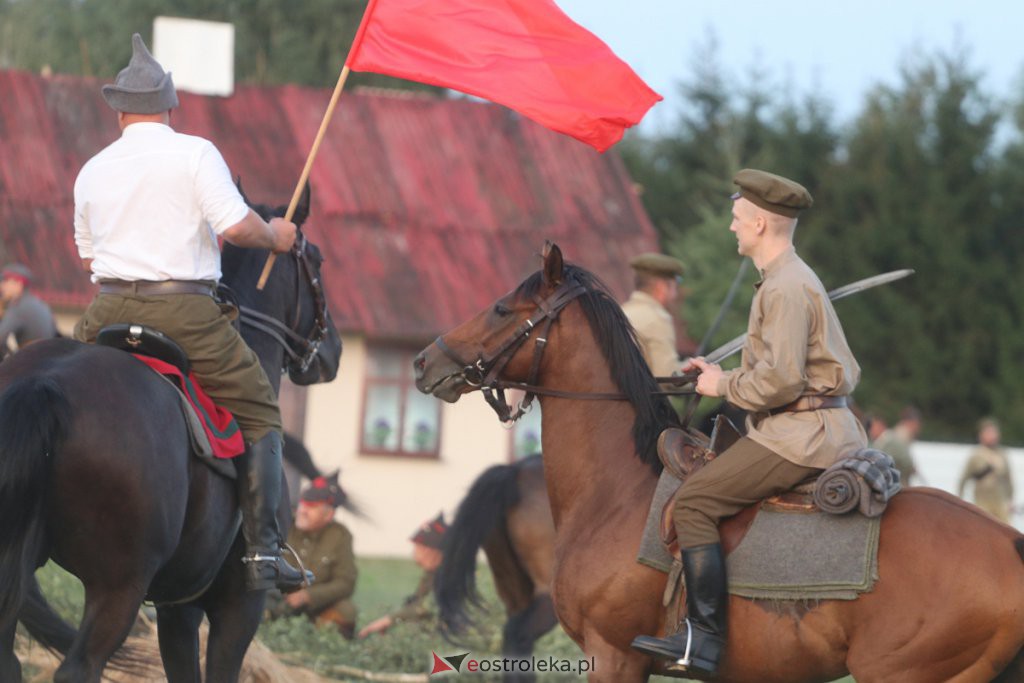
[732,168,813,218]
[629,253,684,277]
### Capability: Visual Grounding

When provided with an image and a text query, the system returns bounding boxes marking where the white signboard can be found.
[153,16,234,97]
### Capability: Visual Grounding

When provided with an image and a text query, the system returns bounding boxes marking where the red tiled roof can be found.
[1,69,659,339]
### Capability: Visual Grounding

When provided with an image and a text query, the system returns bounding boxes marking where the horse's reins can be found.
[432,278,697,423]
[232,232,330,374]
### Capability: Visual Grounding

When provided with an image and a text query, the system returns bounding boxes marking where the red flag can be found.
[345,0,662,152]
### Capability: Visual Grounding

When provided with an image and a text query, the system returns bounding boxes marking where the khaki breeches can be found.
[673,436,821,547]
[74,293,281,442]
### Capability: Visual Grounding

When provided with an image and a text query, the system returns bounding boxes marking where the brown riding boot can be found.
[236,432,314,592]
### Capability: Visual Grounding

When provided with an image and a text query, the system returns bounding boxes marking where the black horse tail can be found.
[436,456,533,638]
[18,575,76,654]
[0,376,71,632]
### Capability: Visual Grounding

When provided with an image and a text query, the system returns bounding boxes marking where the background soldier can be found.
[269,473,359,637]
[621,252,686,378]
[873,406,922,485]
[0,263,58,356]
[958,417,1014,522]
[358,513,448,638]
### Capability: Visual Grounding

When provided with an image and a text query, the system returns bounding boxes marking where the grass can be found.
[29,559,854,682]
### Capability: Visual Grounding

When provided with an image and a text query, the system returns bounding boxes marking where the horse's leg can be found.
[157,603,204,683]
[502,594,559,683]
[0,618,21,683]
[582,628,650,683]
[53,585,145,683]
[203,545,265,683]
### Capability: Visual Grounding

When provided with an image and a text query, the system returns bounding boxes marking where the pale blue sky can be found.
[555,0,1024,132]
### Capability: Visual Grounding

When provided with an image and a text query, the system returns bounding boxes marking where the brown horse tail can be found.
[435,455,536,639]
[0,375,71,634]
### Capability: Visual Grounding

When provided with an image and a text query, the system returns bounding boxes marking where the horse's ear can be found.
[235,176,249,206]
[541,241,564,287]
[292,182,311,227]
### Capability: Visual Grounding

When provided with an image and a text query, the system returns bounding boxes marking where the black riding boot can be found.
[236,431,313,592]
[631,543,728,677]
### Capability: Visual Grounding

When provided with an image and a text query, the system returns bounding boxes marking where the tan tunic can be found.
[958,445,1014,522]
[716,248,867,469]
[621,290,681,377]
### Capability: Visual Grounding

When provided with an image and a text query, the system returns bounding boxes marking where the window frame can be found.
[359,344,442,459]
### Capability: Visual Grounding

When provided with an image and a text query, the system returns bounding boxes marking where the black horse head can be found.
[223,181,342,389]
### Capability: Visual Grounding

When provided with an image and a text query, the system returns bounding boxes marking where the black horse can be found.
[0,186,342,683]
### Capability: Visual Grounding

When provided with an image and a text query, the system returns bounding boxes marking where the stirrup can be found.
[676,619,695,667]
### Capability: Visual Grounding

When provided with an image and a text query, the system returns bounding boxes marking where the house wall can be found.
[303,333,513,557]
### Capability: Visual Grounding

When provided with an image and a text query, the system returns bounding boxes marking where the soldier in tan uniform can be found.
[621,253,686,378]
[269,473,359,636]
[358,513,448,638]
[958,418,1014,523]
[633,169,868,676]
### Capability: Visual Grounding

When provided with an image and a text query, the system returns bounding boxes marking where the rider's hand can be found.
[269,217,297,254]
[686,357,723,397]
[284,589,311,609]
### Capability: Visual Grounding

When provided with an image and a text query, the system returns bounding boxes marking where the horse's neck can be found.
[221,245,286,396]
[536,308,657,526]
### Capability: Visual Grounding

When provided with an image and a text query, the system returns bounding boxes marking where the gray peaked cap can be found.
[101,33,179,114]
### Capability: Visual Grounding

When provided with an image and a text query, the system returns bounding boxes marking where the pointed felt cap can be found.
[101,33,179,114]
[410,512,448,550]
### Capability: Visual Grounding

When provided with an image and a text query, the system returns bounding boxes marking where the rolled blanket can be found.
[814,448,902,517]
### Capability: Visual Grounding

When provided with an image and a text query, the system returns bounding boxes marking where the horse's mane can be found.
[516,265,678,474]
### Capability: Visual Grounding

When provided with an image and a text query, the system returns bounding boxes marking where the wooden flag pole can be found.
[256,65,352,290]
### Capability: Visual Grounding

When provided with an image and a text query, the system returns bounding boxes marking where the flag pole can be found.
[256,65,352,290]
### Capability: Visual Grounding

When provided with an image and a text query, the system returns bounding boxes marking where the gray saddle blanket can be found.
[153,372,237,479]
[638,469,881,601]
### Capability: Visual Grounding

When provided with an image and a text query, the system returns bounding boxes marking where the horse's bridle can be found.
[433,277,700,423]
[433,279,588,422]
[236,232,330,375]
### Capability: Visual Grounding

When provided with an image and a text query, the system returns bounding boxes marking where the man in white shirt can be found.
[73,33,309,593]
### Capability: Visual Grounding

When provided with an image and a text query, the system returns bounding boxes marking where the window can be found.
[361,346,441,457]
[509,390,543,461]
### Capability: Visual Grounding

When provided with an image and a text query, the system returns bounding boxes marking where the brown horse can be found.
[435,453,558,682]
[415,242,1024,683]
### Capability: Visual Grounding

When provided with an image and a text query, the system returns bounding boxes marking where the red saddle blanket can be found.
[133,354,245,459]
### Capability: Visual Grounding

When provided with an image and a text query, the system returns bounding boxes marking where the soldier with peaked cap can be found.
[357,513,449,638]
[72,33,308,592]
[269,472,359,637]
[633,169,868,676]
[0,263,58,355]
[621,252,686,378]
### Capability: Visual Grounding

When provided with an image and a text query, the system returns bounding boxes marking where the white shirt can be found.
[74,122,249,283]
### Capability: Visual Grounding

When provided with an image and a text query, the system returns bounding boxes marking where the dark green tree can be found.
[0,0,439,92]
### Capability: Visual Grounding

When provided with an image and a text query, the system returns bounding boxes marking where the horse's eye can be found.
[493,303,513,317]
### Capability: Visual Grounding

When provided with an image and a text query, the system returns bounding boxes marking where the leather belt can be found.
[770,395,848,415]
[98,280,216,297]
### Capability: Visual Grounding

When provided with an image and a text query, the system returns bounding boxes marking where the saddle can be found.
[96,324,244,468]
[655,418,818,558]
[97,324,190,375]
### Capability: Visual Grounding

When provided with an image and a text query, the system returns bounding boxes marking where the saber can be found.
[703,268,915,365]
[694,258,751,357]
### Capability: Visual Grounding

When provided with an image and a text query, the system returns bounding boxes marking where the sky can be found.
[554,0,1024,133]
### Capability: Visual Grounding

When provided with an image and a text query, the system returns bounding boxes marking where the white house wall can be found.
[304,333,513,557]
